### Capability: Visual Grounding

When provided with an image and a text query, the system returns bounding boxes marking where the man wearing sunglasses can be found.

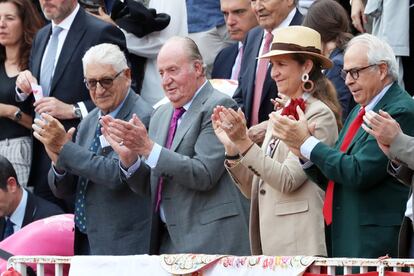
[271,33,414,258]
[32,43,153,255]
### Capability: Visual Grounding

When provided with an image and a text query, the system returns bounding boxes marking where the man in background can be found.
[211,0,257,80]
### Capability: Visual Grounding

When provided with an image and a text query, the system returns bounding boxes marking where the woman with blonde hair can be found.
[213,26,341,256]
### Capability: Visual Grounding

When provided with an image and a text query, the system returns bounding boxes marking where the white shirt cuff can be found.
[300,136,320,160]
[52,164,66,179]
[119,157,141,178]
[300,159,314,169]
[144,143,162,168]
[405,195,413,220]
[77,101,88,118]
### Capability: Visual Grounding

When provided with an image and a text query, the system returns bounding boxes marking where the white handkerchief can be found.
[99,135,110,148]
[31,84,44,101]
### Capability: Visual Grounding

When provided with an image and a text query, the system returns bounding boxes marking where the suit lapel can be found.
[346,83,399,151]
[245,30,264,117]
[170,82,212,151]
[101,90,137,155]
[50,9,87,94]
[22,192,36,227]
[0,218,5,239]
[154,106,173,147]
[115,90,135,121]
[32,27,52,78]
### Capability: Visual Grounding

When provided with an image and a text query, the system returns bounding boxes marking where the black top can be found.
[0,62,32,140]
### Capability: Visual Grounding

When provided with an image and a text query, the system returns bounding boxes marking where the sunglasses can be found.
[340,64,379,80]
[84,70,124,91]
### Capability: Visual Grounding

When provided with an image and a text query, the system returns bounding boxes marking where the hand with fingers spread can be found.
[102,114,154,159]
[34,97,75,119]
[269,106,313,155]
[270,93,289,111]
[362,110,402,156]
[216,106,253,154]
[212,106,239,155]
[16,70,37,95]
[32,113,75,163]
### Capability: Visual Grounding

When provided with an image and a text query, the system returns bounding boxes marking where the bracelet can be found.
[225,153,241,160]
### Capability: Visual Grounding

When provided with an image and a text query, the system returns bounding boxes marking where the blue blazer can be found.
[28,7,127,203]
[325,48,356,122]
[211,43,239,79]
[233,10,303,126]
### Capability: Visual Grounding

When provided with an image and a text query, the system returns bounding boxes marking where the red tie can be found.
[250,32,273,126]
[155,107,186,212]
[323,107,366,225]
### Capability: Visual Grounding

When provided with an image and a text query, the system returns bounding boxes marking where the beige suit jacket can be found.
[227,96,338,256]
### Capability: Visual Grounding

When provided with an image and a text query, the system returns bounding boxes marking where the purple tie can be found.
[155,107,186,211]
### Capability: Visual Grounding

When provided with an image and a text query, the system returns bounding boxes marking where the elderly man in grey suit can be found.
[363,109,414,257]
[32,43,153,255]
[101,36,250,255]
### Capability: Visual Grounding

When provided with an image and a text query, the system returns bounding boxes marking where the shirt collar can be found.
[9,189,28,229]
[270,7,297,34]
[182,80,208,111]
[364,82,393,112]
[51,4,80,31]
[99,89,130,118]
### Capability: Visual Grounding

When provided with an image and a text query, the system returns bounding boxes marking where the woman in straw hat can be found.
[212,25,341,256]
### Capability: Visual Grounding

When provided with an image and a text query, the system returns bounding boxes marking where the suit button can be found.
[259,189,266,195]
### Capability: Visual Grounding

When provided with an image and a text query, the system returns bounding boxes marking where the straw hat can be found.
[259,26,333,69]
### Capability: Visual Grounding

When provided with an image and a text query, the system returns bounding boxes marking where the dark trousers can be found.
[74,227,90,255]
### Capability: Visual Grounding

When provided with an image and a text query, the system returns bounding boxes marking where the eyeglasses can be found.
[84,70,124,91]
[340,64,379,80]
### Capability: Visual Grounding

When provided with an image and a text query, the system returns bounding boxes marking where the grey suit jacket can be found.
[388,132,414,257]
[389,132,414,183]
[48,90,153,255]
[125,81,250,255]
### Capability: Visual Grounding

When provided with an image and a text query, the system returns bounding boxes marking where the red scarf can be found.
[280,98,306,120]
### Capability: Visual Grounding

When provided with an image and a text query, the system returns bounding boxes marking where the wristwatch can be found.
[13,108,22,122]
[73,104,82,119]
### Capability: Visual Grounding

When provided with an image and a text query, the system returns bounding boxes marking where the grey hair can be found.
[346,33,398,81]
[82,43,128,74]
[166,36,207,74]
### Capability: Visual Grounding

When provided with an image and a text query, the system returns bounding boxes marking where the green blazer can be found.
[305,82,414,258]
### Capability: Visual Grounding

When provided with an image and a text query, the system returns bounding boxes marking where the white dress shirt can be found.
[8,189,28,233]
